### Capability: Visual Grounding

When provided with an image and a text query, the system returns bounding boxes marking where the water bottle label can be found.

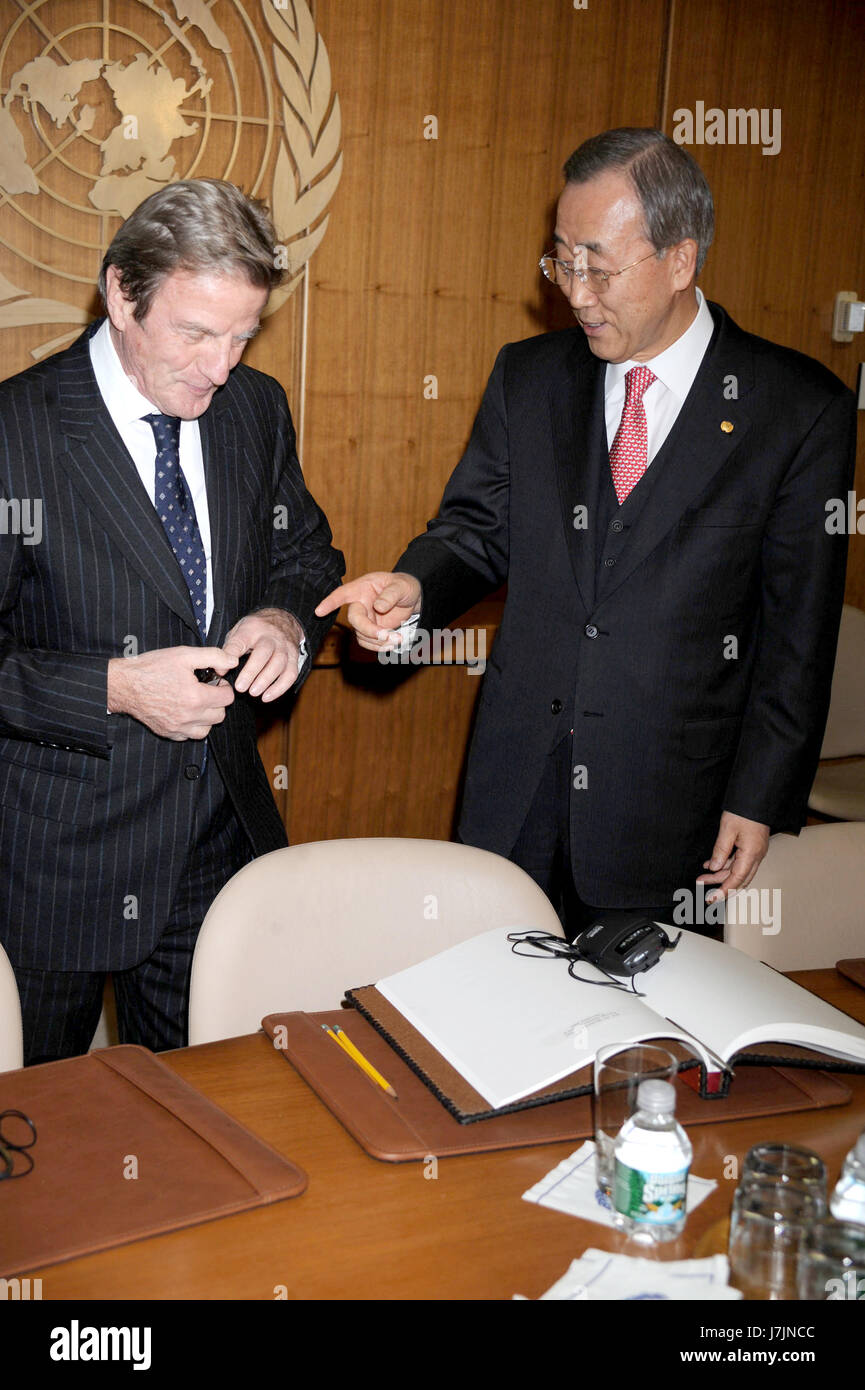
[614,1161,688,1225]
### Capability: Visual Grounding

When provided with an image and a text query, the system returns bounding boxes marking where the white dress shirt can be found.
[604,286,714,462]
[89,320,215,633]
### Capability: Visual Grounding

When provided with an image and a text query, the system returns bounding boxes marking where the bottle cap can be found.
[636,1079,676,1113]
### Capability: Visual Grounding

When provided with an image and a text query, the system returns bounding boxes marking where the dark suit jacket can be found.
[0,323,344,970]
[397,303,857,906]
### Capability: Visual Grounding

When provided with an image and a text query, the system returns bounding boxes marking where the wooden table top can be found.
[30,969,865,1301]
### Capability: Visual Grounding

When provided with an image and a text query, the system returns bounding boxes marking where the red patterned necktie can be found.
[609,365,657,503]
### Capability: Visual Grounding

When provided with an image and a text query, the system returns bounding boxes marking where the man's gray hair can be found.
[563,128,714,274]
[98,178,285,320]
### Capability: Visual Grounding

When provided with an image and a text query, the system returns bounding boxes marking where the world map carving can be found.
[0,0,228,217]
[0,0,342,356]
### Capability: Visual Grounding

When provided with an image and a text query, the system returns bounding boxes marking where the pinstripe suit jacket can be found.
[0,323,344,970]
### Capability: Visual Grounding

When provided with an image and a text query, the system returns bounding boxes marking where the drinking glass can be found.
[797,1219,865,1301]
[728,1179,822,1299]
[592,1042,679,1202]
[742,1143,827,1195]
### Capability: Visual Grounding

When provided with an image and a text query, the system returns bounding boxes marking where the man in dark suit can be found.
[0,178,344,1062]
[317,129,855,939]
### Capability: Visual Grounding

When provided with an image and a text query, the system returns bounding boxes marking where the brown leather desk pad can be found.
[837,959,865,990]
[0,1045,307,1277]
[262,1008,851,1163]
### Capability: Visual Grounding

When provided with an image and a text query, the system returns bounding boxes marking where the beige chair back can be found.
[189,837,564,1044]
[820,604,865,758]
[725,823,865,970]
[0,940,23,1073]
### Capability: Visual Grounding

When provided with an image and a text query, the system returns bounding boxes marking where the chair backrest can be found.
[189,838,564,1044]
[0,940,24,1073]
[820,604,865,758]
[724,823,865,970]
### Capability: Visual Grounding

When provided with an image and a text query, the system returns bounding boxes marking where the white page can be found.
[638,929,865,1064]
[376,927,708,1108]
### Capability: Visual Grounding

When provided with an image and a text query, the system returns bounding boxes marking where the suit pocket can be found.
[0,748,94,823]
[683,715,742,760]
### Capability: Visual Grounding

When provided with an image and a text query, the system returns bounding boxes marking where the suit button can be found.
[585,624,598,639]
[604,557,616,568]
[611,519,624,532]
[184,764,202,780]
[551,699,563,715]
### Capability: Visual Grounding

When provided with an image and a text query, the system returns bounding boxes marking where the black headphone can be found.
[508,914,681,996]
[574,913,681,980]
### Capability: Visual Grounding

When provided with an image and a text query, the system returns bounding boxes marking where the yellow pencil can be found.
[321,1023,398,1098]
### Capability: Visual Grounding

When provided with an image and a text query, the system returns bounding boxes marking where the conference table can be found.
[28,969,865,1302]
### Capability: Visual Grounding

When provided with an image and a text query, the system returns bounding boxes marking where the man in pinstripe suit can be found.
[0,179,344,1064]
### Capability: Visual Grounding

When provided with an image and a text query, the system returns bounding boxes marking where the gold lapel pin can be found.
[721,420,734,433]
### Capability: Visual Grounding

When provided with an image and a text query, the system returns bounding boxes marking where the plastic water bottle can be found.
[613,1079,692,1241]
[830,1131,865,1225]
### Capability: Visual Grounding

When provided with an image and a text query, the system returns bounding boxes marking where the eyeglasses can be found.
[539,249,660,294]
[0,1108,37,1180]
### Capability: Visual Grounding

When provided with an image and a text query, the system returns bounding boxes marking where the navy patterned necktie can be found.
[143,413,207,641]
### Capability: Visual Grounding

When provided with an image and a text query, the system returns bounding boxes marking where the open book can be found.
[374,928,865,1109]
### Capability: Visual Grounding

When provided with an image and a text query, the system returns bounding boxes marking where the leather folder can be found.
[0,1045,307,1277]
[262,1006,851,1163]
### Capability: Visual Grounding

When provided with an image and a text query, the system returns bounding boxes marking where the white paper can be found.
[376,928,704,1107]
[521,1140,716,1224]
[638,930,865,1064]
[531,1248,742,1301]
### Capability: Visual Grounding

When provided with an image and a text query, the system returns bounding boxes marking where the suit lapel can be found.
[54,332,199,637]
[199,394,238,644]
[549,337,606,616]
[594,304,755,607]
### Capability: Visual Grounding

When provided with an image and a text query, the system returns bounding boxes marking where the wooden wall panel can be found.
[302,0,669,575]
[663,0,865,603]
[288,643,485,842]
[287,0,864,846]
[1,1,861,852]
[286,0,668,843]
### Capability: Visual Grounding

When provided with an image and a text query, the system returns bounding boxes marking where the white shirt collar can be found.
[604,287,714,402]
[89,318,161,425]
